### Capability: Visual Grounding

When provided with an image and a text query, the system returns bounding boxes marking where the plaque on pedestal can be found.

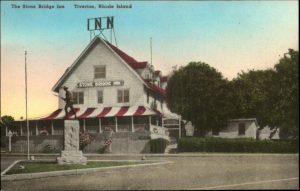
[57,120,87,165]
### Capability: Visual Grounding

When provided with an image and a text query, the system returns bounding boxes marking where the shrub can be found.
[97,145,107,154]
[42,144,58,153]
[79,132,95,150]
[1,137,7,148]
[150,138,169,153]
[178,137,299,153]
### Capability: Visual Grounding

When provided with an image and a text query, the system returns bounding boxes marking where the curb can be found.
[1,160,172,181]
[1,153,299,157]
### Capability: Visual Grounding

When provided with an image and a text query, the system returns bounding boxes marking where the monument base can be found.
[57,120,87,165]
[57,150,87,165]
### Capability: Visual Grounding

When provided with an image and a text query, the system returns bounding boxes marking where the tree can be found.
[271,49,299,138]
[166,62,230,136]
[230,69,276,127]
[229,49,298,139]
[0,115,15,137]
[0,115,15,128]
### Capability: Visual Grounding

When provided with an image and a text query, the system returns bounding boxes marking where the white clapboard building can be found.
[12,36,181,144]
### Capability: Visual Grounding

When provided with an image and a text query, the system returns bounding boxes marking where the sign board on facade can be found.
[77,80,124,88]
[150,125,170,141]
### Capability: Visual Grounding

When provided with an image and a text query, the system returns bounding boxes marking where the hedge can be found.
[178,137,299,153]
[150,138,169,153]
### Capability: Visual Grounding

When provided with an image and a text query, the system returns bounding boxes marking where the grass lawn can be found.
[6,161,149,175]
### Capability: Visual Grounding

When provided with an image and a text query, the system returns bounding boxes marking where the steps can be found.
[164,143,178,154]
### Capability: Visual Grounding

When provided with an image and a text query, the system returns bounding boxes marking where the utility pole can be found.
[0,44,2,124]
[25,51,30,160]
[150,37,152,66]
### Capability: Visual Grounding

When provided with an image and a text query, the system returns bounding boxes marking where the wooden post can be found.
[8,130,13,152]
[20,122,23,136]
[179,117,182,139]
[149,116,151,130]
[51,121,54,135]
[83,119,86,132]
[131,116,134,132]
[115,117,118,132]
[35,121,38,135]
[99,118,102,133]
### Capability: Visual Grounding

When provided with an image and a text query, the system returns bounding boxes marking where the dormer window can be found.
[94,65,106,79]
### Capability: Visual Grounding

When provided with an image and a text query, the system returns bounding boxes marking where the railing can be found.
[20,123,151,135]
[118,125,131,132]
[134,124,149,132]
[53,130,63,135]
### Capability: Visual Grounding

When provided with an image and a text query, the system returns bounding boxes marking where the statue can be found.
[63,86,77,119]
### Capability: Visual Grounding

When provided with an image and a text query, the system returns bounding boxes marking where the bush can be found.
[97,145,107,154]
[178,137,299,153]
[79,132,95,150]
[150,138,169,153]
[42,144,59,153]
[1,137,7,148]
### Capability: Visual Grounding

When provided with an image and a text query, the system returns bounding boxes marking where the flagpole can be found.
[25,51,30,160]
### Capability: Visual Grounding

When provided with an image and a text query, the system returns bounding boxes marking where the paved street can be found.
[1,154,299,190]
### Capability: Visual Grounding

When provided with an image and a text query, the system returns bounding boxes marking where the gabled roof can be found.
[52,36,165,96]
[142,78,166,97]
[104,40,148,69]
[228,118,258,127]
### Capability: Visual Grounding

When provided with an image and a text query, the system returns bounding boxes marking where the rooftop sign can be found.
[87,16,114,31]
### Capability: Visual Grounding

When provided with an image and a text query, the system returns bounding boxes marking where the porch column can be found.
[83,119,86,132]
[131,116,134,132]
[115,117,118,132]
[99,118,102,133]
[179,117,182,139]
[51,121,54,135]
[35,121,38,135]
[20,122,23,136]
[149,116,151,127]
[5,126,8,136]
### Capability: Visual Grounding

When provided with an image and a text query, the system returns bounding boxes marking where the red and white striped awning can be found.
[39,106,158,120]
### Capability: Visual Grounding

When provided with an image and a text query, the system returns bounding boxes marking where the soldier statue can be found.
[63,86,77,119]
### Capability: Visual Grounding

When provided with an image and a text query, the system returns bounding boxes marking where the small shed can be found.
[211,118,259,139]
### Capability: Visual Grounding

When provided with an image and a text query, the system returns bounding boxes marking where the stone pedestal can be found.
[57,120,87,165]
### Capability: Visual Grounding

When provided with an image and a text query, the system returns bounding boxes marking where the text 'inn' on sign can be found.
[87,16,114,31]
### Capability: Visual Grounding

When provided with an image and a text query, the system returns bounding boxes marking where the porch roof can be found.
[38,106,158,120]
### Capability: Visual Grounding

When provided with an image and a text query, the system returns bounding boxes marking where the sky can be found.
[1,1,299,119]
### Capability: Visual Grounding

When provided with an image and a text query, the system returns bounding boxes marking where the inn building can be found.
[9,36,181,142]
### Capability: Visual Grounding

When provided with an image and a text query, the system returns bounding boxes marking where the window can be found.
[72,92,84,104]
[117,89,129,103]
[97,90,103,104]
[238,123,246,135]
[94,66,106,79]
[145,73,150,80]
